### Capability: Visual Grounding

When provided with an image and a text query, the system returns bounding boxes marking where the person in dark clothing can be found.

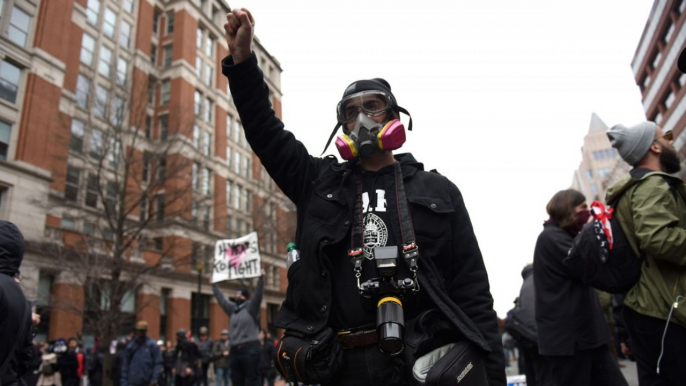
[173,330,200,386]
[195,327,212,386]
[22,341,43,386]
[160,341,175,386]
[213,274,264,386]
[58,338,80,386]
[257,329,275,386]
[0,221,32,386]
[87,346,105,386]
[110,340,127,386]
[220,9,505,385]
[533,190,627,386]
[120,321,162,386]
[211,331,230,386]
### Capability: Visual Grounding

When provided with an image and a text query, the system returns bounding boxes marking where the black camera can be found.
[359,246,417,356]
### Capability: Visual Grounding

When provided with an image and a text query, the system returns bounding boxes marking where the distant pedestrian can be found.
[110,341,127,386]
[173,330,200,386]
[58,338,81,386]
[211,330,230,386]
[257,329,275,386]
[87,346,105,386]
[160,341,175,386]
[533,189,627,386]
[195,327,213,386]
[212,270,264,386]
[120,321,162,386]
[37,342,59,386]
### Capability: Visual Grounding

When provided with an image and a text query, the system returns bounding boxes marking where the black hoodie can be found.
[0,221,29,385]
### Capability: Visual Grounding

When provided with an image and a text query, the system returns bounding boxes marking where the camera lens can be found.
[377,297,405,356]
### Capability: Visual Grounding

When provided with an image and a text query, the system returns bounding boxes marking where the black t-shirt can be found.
[328,165,430,330]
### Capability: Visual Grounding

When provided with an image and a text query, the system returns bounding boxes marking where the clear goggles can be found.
[336,91,392,124]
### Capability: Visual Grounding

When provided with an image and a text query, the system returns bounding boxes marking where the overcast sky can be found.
[229,0,654,317]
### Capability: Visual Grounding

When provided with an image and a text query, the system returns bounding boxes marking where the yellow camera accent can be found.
[378,296,402,308]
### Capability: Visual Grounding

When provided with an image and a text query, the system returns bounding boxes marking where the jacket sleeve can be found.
[211,341,221,360]
[632,178,686,265]
[446,183,506,385]
[212,284,236,315]
[247,277,264,322]
[151,344,162,384]
[222,53,328,205]
[120,346,130,386]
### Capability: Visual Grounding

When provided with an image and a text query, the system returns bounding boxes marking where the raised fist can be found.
[224,8,254,64]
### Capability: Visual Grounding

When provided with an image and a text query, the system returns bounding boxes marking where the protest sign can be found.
[212,232,261,283]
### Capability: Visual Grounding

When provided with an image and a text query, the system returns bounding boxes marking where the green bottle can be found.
[286,242,299,269]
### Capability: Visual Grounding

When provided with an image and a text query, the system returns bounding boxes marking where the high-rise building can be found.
[0,0,293,344]
[571,113,621,202]
[631,0,686,162]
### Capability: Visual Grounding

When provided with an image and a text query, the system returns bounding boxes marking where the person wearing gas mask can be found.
[220,8,504,386]
[533,190,627,386]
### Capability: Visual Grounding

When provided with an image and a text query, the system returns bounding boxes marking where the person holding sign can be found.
[212,269,264,386]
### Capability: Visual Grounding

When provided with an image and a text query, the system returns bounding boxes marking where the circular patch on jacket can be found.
[363,213,388,260]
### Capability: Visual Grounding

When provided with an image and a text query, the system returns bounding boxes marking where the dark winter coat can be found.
[120,337,162,386]
[58,351,80,386]
[211,340,229,370]
[505,265,537,348]
[194,338,212,365]
[173,340,200,377]
[223,52,505,385]
[87,349,104,386]
[0,221,30,386]
[533,221,611,356]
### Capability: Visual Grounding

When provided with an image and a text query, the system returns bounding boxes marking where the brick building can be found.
[0,0,294,346]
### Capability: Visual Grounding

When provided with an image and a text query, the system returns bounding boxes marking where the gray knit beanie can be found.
[606,122,657,166]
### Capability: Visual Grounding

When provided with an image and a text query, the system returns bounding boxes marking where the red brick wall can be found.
[49,283,84,340]
[175,10,198,67]
[209,302,229,339]
[137,294,161,340]
[214,175,227,234]
[167,297,191,341]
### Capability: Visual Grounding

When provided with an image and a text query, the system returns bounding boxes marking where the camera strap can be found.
[349,161,420,292]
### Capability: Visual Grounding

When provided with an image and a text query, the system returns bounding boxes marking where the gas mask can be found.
[335,113,406,160]
[322,80,413,159]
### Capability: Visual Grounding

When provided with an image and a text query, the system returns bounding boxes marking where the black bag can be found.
[41,363,55,376]
[404,309,489,386]
[565,197,643,294]
[503,308,537,350]
[273,326,343,384]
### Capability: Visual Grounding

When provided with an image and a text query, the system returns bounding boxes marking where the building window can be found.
[155,195,165,221]
[142,151,151,182]
[190,293,211,335]
[153,237,163,251]
[116,57,127,86]
[0,119,9,161]
[70,119,84,154]
[203,132,211,156]
[665,92,675,110]
[205,35,214,57]
[226,146,231,168]
[86,173,99,208]
[203,167,211,195]
[196,27,203,50]
[195,56,202,78]
[103,8,116,38]
[226,180,232,205]
[161,79,170,104]
[202,205,210,230]
[65,166,80,202]
[652,51,662,69]
[194,90,201,115]
[234,152,240,174]
[244,157,251,178]
[664,23,675,44]
[234,120,241,143]
[158,115,168,140]
[234,184,241,210]
[150,44,157,65]
[80,33,95,66]
[166,11,174,34]
[95,85,108,117]
[193,125,200,148]
[159,288,170,339]
[61,216,76,230]
[204,98,212,122]
[163,44,172,68]
[119,20,131,49]
[98,45,112,77]
[87,0,100,25]
[153,9,161,34]
[83,222,96,236]
[192,162,199,190]
[90,129,103,159]
[145,115,152,138]
[0,60,20,104]
[8,6,30,47]
[204,64,212,86]
[122,0,134,13]
[76,74,90,108]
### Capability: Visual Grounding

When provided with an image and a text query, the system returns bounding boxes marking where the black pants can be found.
[520,344,544,386]
[230,343,261,386]
[325,345,407,386]
[539,345,627,386]
[199,362,210,386]
[624,307,686,386]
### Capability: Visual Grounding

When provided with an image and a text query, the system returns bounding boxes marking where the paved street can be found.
[505,357,638,386]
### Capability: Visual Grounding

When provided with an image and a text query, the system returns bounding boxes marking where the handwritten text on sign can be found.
[212,232,261,283]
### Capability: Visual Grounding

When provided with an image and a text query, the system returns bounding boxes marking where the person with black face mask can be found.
[212,270,264,386]
[605,121,686,385]
[533,189,628,386]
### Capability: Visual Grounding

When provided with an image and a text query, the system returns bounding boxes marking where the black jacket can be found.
[533,221,611,356]
[0,221,30,386]
[223,53,505,385]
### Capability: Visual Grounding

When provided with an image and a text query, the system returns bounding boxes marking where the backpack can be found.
[564,195,643,294]
[41,363,55,377]
[503,308,537,350]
